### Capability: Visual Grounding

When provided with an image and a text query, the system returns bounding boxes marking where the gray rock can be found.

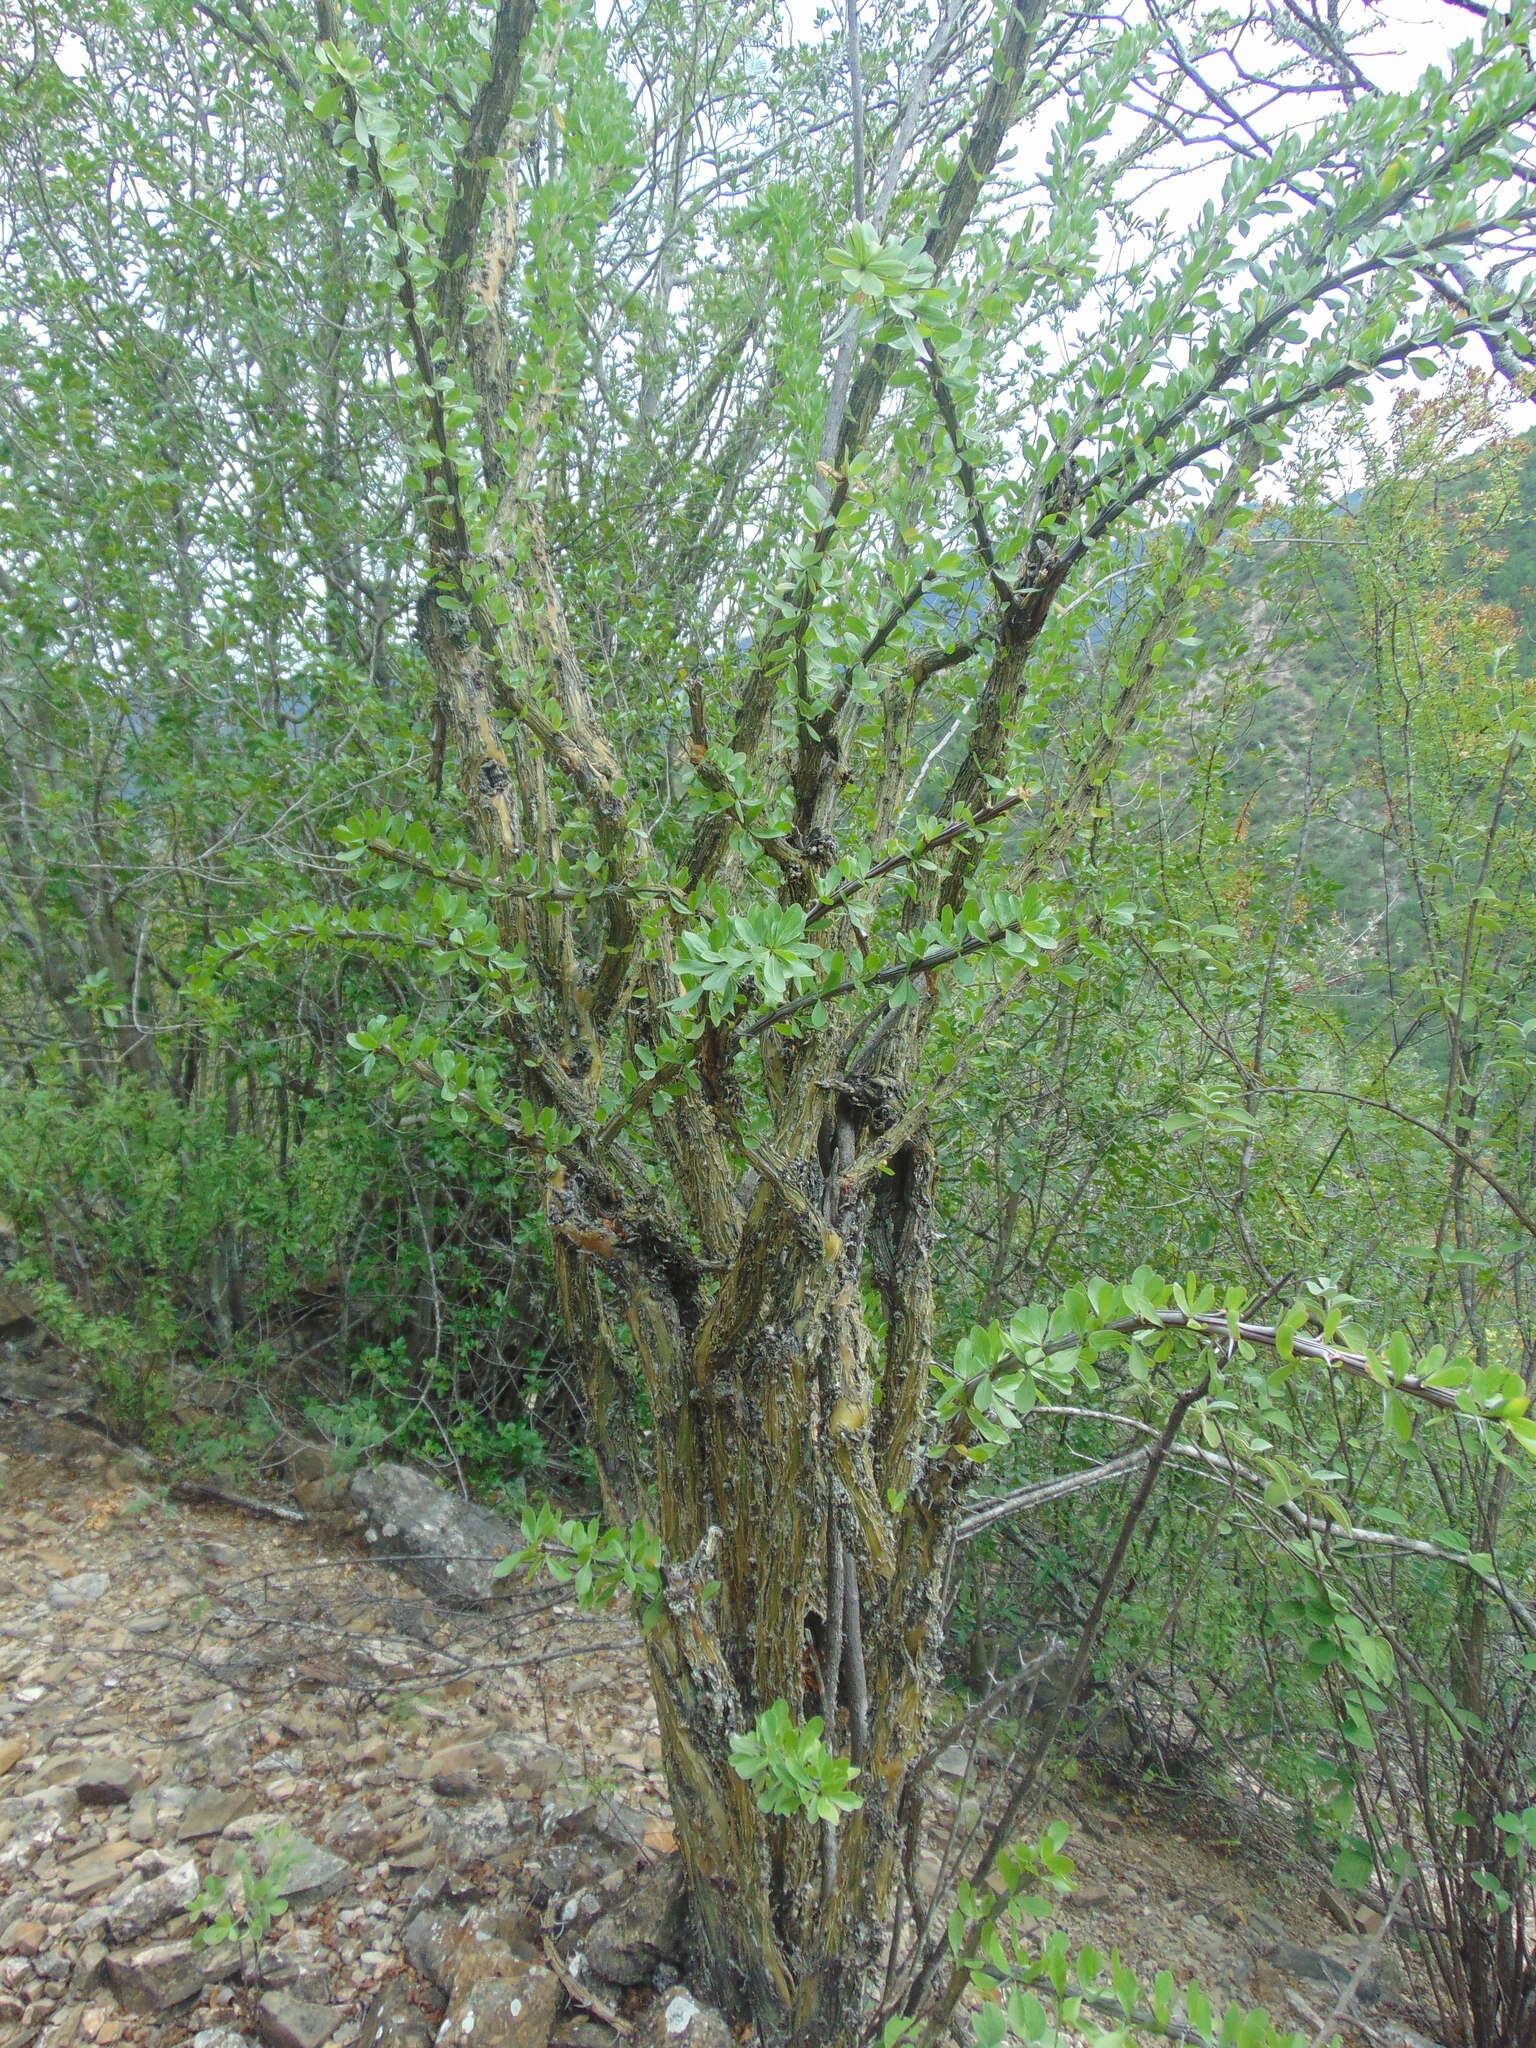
[585,1859,688,1989]
[0,1790,72,1866]
[349,1463,519,1607]
[325,1797,383,1863]
[0,1356,90,1417]
[540,1788,597,1843]
[256,1990,347,2048]
[404,1906,535,1996]
[502,1747,571,1798]
[294,1471,353,1516]
[76,1758,141,1807]
[104,1938,238,2014]
[457,1913,537,1994]
[47,1571,110,1608]
[521,1841,617,1901]
[358,1982,435,2048]
[108,1857,200,1943]
[590,1802,650,1855]
[438,1960,560,2048]
[181,1694,253,1781]
[258,1833,350,1904]
[403,1909,459,1991]
[0,1918,46,1956]
[225,1811,285,1842]
[194,2030,258,2048]
[430,1771,480,1801]
[208,1730,254,1782]
[425,1741,496,1789]
[259,1943,335,2003]
[36,2009,87,2048]
[178,1788,255,1841]
[187,1694,245,1739]
[425,1794,529,1869]
[555,1891,602,1938]
[633,1992,733,2048]
[1267,1939,1380,2004]
[69,1940,109,1997]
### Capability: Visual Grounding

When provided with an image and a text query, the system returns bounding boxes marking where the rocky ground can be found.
[0,1380,1446,2048]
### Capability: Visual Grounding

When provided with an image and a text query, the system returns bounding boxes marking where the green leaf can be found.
[1330,1845,1372,1890]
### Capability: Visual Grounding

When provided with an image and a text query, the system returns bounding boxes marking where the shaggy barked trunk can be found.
[547,1093,951,2046]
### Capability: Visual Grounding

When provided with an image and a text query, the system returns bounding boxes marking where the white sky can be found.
[57,0,1471,90]
[51,0,1525,458]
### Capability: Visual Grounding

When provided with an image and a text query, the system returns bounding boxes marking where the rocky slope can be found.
[0,1391,1442,2048]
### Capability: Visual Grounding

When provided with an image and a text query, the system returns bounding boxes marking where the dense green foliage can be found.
[933,382,1536,2043]
[0,34,558,1462]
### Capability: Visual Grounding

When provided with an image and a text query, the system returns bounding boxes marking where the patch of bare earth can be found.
[0,1410,1441,2048]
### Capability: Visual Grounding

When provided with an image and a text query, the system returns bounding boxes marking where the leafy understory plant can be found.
[931,1827,1324,2048]
[6,1262,171,1439]
[192,1823,300,1968]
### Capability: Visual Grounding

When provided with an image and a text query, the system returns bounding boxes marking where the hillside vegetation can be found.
[6,4,1536,2045]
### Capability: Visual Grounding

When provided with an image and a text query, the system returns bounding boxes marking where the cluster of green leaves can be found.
[206,895,529,996]
[728,1700,863,1823]
[308,1339,547,1490]
[936,1267,1530,1462]
[1271,1576,1398,1762]
[2,1261,175,1438]
[925,1825,1313,2048]
[1476,1805,1536,1912]
[826,223,936,308]
[676,905,826,1020]
[497,1501,668,1630]
[192,1824,299,1962]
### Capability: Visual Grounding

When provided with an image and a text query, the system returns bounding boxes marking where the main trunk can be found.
[554,1103,953,2047]
[423,577,961,2048]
